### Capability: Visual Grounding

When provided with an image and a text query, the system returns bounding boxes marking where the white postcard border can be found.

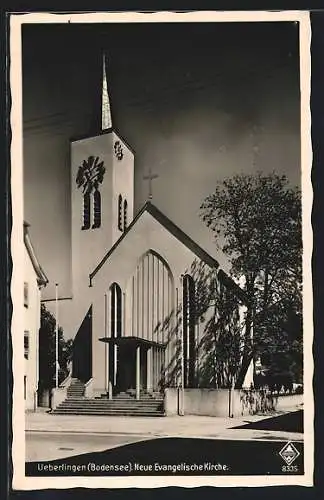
[10,10,313,489]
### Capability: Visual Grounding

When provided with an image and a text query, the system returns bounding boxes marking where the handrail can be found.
[59,373,72,388]
[84,378,94,398]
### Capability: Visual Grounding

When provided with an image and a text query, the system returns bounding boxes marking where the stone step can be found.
[54,380,165,416]
[67,396,164,401]
[113,395,161,400]
[53,412,164,416]
[56,408,163,413]
[99,396,164,402]
[52,409,164,416]
[53,402,164,409]
[56,405,163,411]
[57,402,163,408]
[66,398,162,403]
[58,403,163,408]
[57,401,160,406]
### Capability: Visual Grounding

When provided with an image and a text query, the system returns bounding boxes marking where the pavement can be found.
[25,407,304,462]
[25,431,143,462]
[25,407,303,441]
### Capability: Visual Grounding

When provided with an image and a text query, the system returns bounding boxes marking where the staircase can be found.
[66,379,85,398]
[52,379,165,417]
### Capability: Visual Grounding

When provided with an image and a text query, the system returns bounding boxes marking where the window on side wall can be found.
[24,282,28,308]
[24,331,29,359]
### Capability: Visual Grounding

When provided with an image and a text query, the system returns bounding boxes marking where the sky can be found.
[22,21,301,300]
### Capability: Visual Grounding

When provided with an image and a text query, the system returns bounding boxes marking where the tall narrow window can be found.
[24,331,30,360]
[182,275,195,387]
[24,282,28,308]
[92,189,101,228]
[82,192,91,230]
[110,283,122,338]
[76,155,106,230]
[123,199,128,230]
[118,194,123,232]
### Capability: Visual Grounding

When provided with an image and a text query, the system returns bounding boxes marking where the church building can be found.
[50,55,250,415]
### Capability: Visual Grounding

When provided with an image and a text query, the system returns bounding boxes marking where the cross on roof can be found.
[250,123,263,169]
[143,167,159,200]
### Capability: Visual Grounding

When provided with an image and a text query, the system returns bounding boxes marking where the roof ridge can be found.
[70,126,135,155]
[89,201,219,285]
[24,224,48,287]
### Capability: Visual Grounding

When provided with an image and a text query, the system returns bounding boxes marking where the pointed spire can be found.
[101,52,112,131]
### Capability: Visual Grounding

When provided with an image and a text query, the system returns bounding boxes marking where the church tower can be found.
[70,54,134,297]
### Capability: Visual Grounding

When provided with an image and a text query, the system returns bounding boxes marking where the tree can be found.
[38,304,73,393]
[198,278,244,388]
[185,259,245,389]
[200,172,302,387]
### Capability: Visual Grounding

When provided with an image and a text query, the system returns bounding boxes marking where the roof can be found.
[24,222,48,288]
[90,201,220,284]
[70,126,135,155]
[99,336,166,350]
[217,269,248,304]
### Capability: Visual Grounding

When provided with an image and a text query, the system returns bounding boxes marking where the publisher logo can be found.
[279,442,300,465]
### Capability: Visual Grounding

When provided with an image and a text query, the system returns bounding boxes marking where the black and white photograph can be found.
[10,11,313,489]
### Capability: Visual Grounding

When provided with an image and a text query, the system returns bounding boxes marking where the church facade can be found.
[49,57,250,410]
[66,130,248,401]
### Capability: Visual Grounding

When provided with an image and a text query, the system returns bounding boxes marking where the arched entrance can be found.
[100,251,174,398]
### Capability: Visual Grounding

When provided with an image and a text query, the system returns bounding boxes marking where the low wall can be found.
[240,389,303,416]
[38,389,50,408]
[164,388,303,417]
[51,387,68,410]
[276,393,303,410]
[165,388,242,417]
[164,388,180,416]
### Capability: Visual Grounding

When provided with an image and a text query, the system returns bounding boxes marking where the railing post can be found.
[136,345,140,400]
[147,347,152,392]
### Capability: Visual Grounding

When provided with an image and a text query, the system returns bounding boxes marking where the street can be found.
[25,409,303,465]
[25,431,150,462]
[25,435,304,476]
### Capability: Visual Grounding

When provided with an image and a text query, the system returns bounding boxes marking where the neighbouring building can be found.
[24,221,48,410]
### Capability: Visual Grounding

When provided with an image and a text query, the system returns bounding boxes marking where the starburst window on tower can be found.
[76,155,105,231]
